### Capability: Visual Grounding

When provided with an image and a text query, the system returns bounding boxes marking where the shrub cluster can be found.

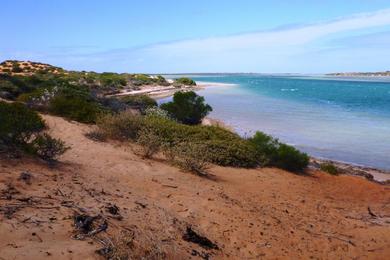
[174,77,196,86]
[0,102,68,161]
[98,111,260,169]
[249,132,309,172]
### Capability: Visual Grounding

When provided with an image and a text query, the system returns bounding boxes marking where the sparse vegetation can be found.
[320,162,339,175]
[29,133,69,161]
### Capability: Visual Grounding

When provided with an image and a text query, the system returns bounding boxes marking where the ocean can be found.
[161,75,390,171]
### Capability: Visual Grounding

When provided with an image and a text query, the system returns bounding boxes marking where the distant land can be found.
[327,71,390,77]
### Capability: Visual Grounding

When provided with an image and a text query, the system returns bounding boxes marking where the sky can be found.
[1,0,390,73]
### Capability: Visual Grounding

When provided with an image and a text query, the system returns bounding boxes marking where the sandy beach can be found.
[110,81,236,99]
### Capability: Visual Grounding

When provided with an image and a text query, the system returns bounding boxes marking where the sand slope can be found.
[0,115,389,259]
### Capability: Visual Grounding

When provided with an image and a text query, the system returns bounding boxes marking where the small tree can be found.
[160,91,212,125]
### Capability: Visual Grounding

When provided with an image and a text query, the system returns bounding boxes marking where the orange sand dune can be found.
[1,115,389,259]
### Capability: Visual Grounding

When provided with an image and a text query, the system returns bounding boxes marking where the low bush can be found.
[98,112,259,168]
[0,101,45,147]
[250,132,309,172]
[97,111,143,141]
[144,106,171,119]
[169,142,210,175]
[48,86,103,123]
[120,95,157,113]
[273,144,309,172]
[320,162,339,175]
[29,133,69,161]
[0,102,67,161]
[160,91,212,125]
[174,77,196,86]
[136,127,163,158]
[85,130,107,142]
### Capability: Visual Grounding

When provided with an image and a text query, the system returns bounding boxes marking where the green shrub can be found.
[97,112,259,168]
[160,91,212,125]
[169,142,210,175]
[47,86,103,123]
[136,127,163,158]
[29,133,69,161]
[320,163,339,175]
[120,95,157,113]
[0,102,67,161]
[250,131,309,172]
[97,111,143,141]
[144,106,171,120]
[0,102,45,147]
[174,77,196,86]
[273,144,309,172]
[49,95,102,123]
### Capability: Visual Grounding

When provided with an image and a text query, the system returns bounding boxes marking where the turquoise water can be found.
[161,75,390,170]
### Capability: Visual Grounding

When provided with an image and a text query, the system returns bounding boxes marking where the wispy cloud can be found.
[2,8,390,73]
[145,8,390,54]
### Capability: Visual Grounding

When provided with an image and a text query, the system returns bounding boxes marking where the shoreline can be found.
[201,110,390,184]
[109,80,236,99]
[108,78,390,184]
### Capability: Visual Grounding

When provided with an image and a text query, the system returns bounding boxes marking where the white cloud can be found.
[3,8,390,73]
[146,8,390,53]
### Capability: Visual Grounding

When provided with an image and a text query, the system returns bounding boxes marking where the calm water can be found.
[161,75,390,170]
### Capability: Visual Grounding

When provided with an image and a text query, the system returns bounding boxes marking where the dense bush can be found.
[250,132,309,172]
[160,91,212,125]
[48,86,103,123]
[320,162,339,175]
[0,74,36,100]
[29,133,69,161]
[174,77,196,86]
[120,95,157,113]
[0,102,45,147]
[0,102,67,161]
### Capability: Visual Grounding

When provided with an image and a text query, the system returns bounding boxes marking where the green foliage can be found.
[174,77,196,86]
[0,74,36,100]
[97,111,143,141]
[99,73,127,88]
[160,91,212,125]
[48,86,103,123]
[136,127,163,158]
[250,131,309,172]
[0,102,67,161]
[29,133,69,161]
[98,112,259,168]
[0,102,45,147]
[120,95,157,113]
[273,144,309,172]
[320,163,339,175]
[169,142,210,175]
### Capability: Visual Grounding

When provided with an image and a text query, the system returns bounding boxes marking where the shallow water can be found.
[161,75,390,171]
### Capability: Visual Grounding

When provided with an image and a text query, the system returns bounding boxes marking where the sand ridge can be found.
[0,114,389,259]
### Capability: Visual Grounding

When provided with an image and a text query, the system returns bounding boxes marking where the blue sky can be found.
[1,0,390,73]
